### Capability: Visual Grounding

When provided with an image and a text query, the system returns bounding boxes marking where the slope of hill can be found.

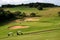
[0,7,60,40]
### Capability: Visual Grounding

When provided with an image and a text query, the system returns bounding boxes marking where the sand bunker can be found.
[13,17,39,22]
[9,26,29,30]
[24,18,39,22]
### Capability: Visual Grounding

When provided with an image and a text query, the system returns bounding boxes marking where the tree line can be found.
[0,8,41,22]
[0,8,60,24]
[1,2,58,8]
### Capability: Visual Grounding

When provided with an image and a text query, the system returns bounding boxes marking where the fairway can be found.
[1,30,60,40]
[0,7,60,40]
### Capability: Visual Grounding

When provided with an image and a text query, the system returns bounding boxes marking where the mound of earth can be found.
[9,26,29,30]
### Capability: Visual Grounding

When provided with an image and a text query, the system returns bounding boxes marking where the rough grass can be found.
[0,7,60,40]
[4,7,60,17]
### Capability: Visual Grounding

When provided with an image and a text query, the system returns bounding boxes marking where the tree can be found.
[33,3,39,8]
[14,11,21,18]
[14,11,26,19]
[37,6,43,10]
[5,11,12,19]
[22,12,26,17]
[0,8,6,21]
[29,3,34,8]
[58,12,60,16]
[0,9,15,22]
[30,13,36,17]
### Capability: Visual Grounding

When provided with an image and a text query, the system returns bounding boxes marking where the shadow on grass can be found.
[0,18,16,26]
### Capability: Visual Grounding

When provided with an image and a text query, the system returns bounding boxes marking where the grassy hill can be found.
[0,7,60,40]
[4,7,60,17]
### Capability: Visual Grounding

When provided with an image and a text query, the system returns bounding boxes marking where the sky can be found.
[0,0,60,6]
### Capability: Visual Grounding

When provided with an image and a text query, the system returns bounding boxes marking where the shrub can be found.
[22,12,27,17]
[37,6,43,10]
[58,12,60,16]
[0,9,15,22]
[30,13,36,17]
[14,11,22,19]
[14,11,21,16]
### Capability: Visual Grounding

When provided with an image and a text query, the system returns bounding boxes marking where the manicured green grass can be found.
[0,7,60,40]
[0,30,60,40]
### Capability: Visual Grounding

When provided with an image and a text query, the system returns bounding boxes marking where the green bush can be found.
[30,13,36,17]
[58,12,60,16]
[37,6,43,10]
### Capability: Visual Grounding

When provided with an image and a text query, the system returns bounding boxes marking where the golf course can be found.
[0,6,60,40]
